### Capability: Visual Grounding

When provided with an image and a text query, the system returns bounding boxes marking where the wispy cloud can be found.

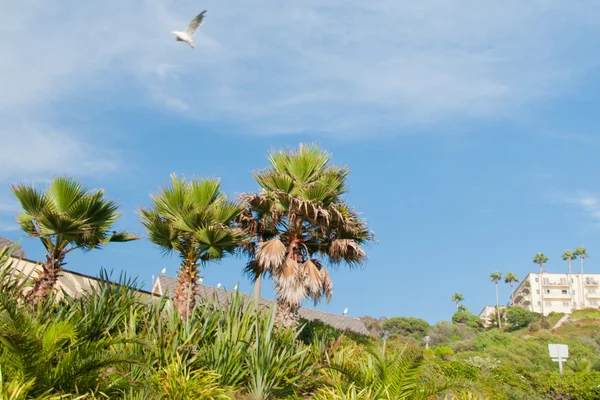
[2,0,600,136]
[558,194,600,222]
[0,124,119,181]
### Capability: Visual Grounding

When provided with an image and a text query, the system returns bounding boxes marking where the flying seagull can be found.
[172,10,207,49]
[161,267,166,274]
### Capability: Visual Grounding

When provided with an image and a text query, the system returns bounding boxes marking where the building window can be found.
[535,278,539,282]
[560,278,567,285]
[562,302,570,307]
[561,289,568,294]
[545,289,551,294]
[536,289,540,294]
[543,278,550,285]
[545,301,552,306]
[537,301,541,306]
[590,301,599,306]
[589,289,597,294]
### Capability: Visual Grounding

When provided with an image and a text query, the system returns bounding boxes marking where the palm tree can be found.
[533,252,549,315]
[562,250,576,310]
[451,292,464,312]
[11,176,137,305]
[490,271,502,328]
[574,246,590,309]
[238,144,374,327]
[140,174,243,320]
[504,272,519,306]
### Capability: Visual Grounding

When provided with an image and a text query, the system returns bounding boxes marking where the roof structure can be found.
[154,274,370,335]
[0,236,25,258]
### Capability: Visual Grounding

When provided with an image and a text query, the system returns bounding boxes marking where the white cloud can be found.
[560,194,600,222]
[1,0,600,135]
[0,124,119,182]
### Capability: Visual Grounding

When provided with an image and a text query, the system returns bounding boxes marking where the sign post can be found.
[548,344,569,375]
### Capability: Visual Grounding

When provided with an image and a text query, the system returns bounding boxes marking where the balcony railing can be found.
[542,292,572,299]
[585,278,599,286]
[586,292,600,298]
[542,280,570,287]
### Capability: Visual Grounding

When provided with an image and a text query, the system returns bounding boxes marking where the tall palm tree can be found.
[490,271,502,328]
[533,252,549,315]
[574,246,590,309]
[451,292,464,312]
[140,174,243,320]
[504,272,519,306]
[238,144,374,327]
[562,250,576,310]
[11,176,137,305]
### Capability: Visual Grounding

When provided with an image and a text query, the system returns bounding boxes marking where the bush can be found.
[434,346,454,360]
[382,316,429,340]
[427,321,476,347]
[505,307,540,329]
[528,318,550,332]
[452,312,484,330]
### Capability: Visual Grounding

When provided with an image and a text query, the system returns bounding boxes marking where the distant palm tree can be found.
[574,247,590,309]
[490,271,502,328]
[451,292,464,312]
[504,272,519,306]
[562,250,576,310]
[533,253,549,315]
[140,174,243,320]
[11,177,137,305]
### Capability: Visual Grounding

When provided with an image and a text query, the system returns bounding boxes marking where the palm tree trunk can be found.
[253,273,262,304]
[568,259,575,312]
[455,300,459,312]
[174,261,199,321]
[581,257,586,309]
[511,283,514,306]
[495,281,501,329]
[275,297,299,328]
[539,262,545,316]
[28,253,65,306]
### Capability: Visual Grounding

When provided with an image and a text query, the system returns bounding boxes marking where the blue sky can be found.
[2,0,600,324]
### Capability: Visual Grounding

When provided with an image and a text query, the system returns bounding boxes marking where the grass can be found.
[570,308,600,320]
[546,312,566,328]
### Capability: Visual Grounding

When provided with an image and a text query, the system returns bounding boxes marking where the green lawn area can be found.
[570,308,600,320]
[546,312,566,327]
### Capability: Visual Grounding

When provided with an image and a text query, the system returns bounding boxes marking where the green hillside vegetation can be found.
[2,241,600,399]
[361,308,600,400]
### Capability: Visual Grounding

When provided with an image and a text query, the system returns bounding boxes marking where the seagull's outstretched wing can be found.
[185,10,207,37]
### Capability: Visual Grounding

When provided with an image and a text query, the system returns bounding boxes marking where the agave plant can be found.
[153,353,231,400]
[244,307,309,399]
[238,144,374,327]
[11,176,137,305]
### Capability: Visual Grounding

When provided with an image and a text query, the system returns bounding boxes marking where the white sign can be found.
[548,344,569,359]
[548,344,569,375]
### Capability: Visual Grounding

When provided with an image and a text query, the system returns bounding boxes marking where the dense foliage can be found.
[2,243,600,398]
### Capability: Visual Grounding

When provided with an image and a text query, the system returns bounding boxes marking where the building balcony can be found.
[542,280,570,287]
[586,292,600,298]
[542,292,572,299]
[585,278,599,286]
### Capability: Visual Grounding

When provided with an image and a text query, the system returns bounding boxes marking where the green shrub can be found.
[452,312,484,330]
[505,307,540,329]
[434,346,455,360]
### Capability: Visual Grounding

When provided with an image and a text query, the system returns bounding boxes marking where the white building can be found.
[510,272,600,315]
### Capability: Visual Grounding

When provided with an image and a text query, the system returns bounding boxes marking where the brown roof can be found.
[0,236,25,258]
[156,275,370,335]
